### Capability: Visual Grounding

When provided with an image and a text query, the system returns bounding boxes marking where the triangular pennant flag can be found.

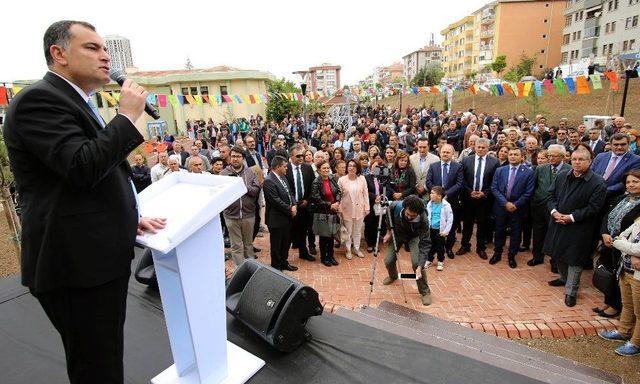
[516,82,524,97]
[12,86,23,95]
[168,94,179,107]
[534,81,542,96]
[249,94,257,104]
[489,84,498,96]
[502,83,514,95]
[157,94,167,107]
[176,95,185,105]
[146,94,157,105]
[479,84,490,93]
[590,74,602,90]
[216,95,223,104]
[411,87,418,95]
[553,78,566,95]
[564,77,576,94]
[241,95,250,104]
[495,84,504,96]
[99,91,118,107]
[202,95,210,104]
[430,86,439,94]
[233,95,243,103]
[523,82,532,97]
[0,86,8,105]
[605,71,619,91]
[193,95,203,105]
[111,92,120,102]
[184,94,196,104]
[576,76,590,94]
[470,84,478,95]
[543,79,553,94]
[222,95,233,103]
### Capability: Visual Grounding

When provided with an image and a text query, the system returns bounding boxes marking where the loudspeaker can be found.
[226,259,323,352]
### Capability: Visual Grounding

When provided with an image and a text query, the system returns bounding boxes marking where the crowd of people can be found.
[133,104,640,357]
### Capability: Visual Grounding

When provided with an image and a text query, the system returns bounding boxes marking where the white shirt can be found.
[290,162,305,201]
[151,163,170,183]
[473,155,487,191]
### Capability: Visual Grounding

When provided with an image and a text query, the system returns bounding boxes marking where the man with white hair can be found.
[151,151,170,182]
[528,144,570,268]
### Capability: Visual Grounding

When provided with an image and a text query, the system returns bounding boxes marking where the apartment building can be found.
[294,64,341,95]
[402,42,443,82]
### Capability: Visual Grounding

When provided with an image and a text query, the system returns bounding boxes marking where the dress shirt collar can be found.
[48,70,91,102]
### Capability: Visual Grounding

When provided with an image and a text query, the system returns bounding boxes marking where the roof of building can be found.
[123,66,275,85]
[386,62,404,72]
[402,44,442,59]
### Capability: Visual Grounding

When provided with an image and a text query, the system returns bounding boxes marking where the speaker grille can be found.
[236,268,294,335]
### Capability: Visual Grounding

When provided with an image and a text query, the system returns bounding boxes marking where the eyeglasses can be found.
[295,154,304,158]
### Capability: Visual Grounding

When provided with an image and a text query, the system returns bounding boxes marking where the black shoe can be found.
[253,247,261,253]
[548,279,565,287]
[489,255,501,265]
[271,264,282,271]
[551,264,558,274]
[446,248,455,259]
[518,246,530,252]
[597,309,620,318]
[508,258,517,269]
[456,248,470,256]
[527,258,543,266]
[300,254,316,262]
[309,247,318,256]
[330,258,339,266]
[282,262,298,271]
[478,250,488,260]
[321,260,332,267]
[565,295,576,307]
[334,242,340,249]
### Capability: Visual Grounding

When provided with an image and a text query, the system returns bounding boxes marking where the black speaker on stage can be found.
[226,259,323,352]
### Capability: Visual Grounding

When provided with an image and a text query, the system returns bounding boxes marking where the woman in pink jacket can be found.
[339,159,370,259]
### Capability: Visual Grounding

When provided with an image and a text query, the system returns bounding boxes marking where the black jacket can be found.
[3,71,144,293]
[131,164,151,192]
[263,172,294,229]
[390,166,417,198]
[389,202,431,267]
[460,155,500,198]
[310,175,340,214]
[286,162,315,203]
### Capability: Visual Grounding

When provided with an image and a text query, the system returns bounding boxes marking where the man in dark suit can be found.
[458,138,499,259]
[2,21,165,384]
[426,143,463,258]
[591,133,640,205]
[286,144,316,261]
[586,127,606,156]
[528,144,571,268]
[489,148,535,268]
[263,156,298,271]
[266,137,286,169]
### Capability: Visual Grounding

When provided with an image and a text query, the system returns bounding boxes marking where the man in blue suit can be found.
[592,133,640,205]
[490,147,535,268]
[426,143,463,258]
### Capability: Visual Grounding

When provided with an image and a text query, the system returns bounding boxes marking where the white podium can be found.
[135,172,265,384]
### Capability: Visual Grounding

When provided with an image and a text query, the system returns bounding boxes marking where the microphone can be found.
[109,69,161,120]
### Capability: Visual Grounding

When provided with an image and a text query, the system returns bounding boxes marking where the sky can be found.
[1,0,489,86]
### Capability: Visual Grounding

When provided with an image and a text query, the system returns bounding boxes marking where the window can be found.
[623,40,629,50]
[631,39,637,50]
[190,86,197,95]
[563,34,570,44]
[561,51,569,63]
[631,0,640,4]
[627,15,639,28]
[200,86,209,95]
[608,0,619,10]
[612,21,616,31]
[606,22,610,32]
[219,85,228,95]
[181,87,189,95]
[565,15,572,26]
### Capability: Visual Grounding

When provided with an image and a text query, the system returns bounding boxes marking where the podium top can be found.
[135,172,247,253]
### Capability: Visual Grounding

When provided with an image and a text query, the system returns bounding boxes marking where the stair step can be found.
[334,307,619,384]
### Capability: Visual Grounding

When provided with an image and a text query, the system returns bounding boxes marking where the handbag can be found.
[313,213,338,238]
[592,245,616,296]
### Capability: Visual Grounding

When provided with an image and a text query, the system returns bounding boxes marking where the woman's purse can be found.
[312,213,339,238]
[592,245,616,296]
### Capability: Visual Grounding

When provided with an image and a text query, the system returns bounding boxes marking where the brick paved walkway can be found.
[229,230,620,340]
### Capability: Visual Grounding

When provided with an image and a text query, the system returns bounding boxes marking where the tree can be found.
[491,55,507,76]
[503,53,537,82]
[184,57,193,70]
[265,78,302,123]
[411,63,444,86]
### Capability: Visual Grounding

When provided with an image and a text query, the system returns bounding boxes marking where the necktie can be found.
[507,167,517,200]
[374,177,380,195]
[295,166,303,201]
[474,157,483,191]
[278,175,292,203]
[442,162,449,185]
[87,97,105,128]
[590,141,596,151]
[551,166,557,177]
[603,156,619,180]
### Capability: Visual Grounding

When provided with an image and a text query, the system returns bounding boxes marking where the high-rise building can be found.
[561,0,639,69]
[293,63,341,94]
[104,35,134,71]
[441,0,566,81]
[402,36,443,82]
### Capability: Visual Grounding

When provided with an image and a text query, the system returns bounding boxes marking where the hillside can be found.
[372,79,640,126]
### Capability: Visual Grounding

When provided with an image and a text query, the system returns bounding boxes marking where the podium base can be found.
[151,341,265,384]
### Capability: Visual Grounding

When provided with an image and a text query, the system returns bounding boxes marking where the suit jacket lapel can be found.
[43,72,102,133]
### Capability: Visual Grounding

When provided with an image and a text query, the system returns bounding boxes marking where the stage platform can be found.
[0,259,622,384]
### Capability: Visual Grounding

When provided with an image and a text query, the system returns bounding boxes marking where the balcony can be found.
[481,15,494,25]
[480,29,494,39]
[479,44,494,52]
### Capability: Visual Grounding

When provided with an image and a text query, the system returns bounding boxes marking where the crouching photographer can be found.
[382,195,432,306]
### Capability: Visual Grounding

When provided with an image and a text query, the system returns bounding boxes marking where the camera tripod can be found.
[365,186,409,308]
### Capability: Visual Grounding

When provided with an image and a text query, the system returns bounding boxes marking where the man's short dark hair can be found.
[44,20,96,66]
[402,195,425,215]
[610,133,630,143]
[417,136,429,144]
[230,146,246,157]
[211,157,224,165]
[271,156,288,169]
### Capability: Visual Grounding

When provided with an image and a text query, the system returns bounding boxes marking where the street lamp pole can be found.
[620,68,638,117]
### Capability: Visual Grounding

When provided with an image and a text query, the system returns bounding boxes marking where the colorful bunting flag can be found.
[469,84,478,95]
[0,86,8,105]
[543,79,553,94]
[516,82,524,97]
[184,94,196,104]
[495,84,504,96]
[564,77,576,94]
[168,95,179,107]
[157,94,167,107]
[576,76,590,95]
[12,86,22,95]
[489,84,498,96]
[605,71,619,91]
[553,78,566,95]
[176,95,185,105]
[146,94,157,105]
[590,74,602,90]
[202,95,210,105]
[233,95,243,104]
[502,83,514,95]
[216,95,223,104]
[249,94,257,104]
[523,82,532,97]
[534,81,542,96]
[193,95,203,105]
